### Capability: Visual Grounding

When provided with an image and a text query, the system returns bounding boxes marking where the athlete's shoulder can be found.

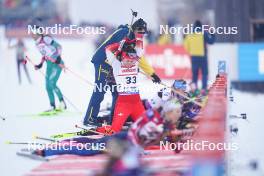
[117,24,129,31]
[113,25,130,36]
[105,42,119,51]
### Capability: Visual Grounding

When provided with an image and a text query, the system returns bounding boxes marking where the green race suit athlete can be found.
[33,33,67,112]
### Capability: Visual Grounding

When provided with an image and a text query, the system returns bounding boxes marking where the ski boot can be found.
[39,105,57,116]
[57,100,67,112]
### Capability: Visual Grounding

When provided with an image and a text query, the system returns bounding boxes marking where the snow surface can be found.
[227,90,264,176]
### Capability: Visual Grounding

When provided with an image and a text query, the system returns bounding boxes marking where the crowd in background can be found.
[0,0,183,45]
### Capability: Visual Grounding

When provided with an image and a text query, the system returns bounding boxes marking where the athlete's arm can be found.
[105,43,119,65]
[139,56,161,83]
[138,56,154,76]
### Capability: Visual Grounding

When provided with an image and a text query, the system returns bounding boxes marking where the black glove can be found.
[151,73,161,83]
[55,56,62,64]
[34,63,43,70]
[114,50,122,61]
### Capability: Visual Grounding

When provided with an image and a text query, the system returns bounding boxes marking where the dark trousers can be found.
[44,132,128,156]
[83,63,118,125]
[191,56,208,90]
[17,59,31,84]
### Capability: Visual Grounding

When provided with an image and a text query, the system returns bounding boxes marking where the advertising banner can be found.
[145,44,192,79]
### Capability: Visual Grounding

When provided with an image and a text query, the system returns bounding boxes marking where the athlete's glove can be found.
[55,56,62,64]
[114,39,126,61]
[114,50,122,61]
[34,63,43,70]
[151,73,161,83]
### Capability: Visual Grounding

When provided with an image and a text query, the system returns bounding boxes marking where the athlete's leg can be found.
[22,60,32,84]
[130,96,145,121]
[108,72,118,124]
[17,59,22,84]
[201,58,208,90]
[83,63,109,125]
[70,132,128,144]
[45,62,56,108]
[191,56,199,87]
[44,132,128,156]
[43,144,104,156]
[111,96,131,132]
[50,63,64,102]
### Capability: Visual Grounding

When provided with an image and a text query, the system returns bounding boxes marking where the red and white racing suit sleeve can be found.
[105,43,119,65]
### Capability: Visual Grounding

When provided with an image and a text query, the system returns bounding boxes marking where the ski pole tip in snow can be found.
[0,116,6,121]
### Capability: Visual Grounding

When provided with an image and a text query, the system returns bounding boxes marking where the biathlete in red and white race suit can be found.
[96,39,145,134]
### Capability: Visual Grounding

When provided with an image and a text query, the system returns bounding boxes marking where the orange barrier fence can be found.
[190,74,227,175]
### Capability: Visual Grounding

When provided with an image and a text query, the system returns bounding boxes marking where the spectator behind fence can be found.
[183,20,215,95]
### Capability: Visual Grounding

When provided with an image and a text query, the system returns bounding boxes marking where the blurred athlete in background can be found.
[8,38,32,84]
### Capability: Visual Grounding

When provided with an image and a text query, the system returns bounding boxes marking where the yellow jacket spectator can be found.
[183,20,215,92]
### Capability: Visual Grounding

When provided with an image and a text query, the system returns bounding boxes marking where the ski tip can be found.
[5,141,11,144]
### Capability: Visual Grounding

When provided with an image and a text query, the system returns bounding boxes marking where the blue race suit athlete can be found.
[83,18,161,126]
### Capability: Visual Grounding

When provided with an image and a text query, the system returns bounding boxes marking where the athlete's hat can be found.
[132,18,147,33]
